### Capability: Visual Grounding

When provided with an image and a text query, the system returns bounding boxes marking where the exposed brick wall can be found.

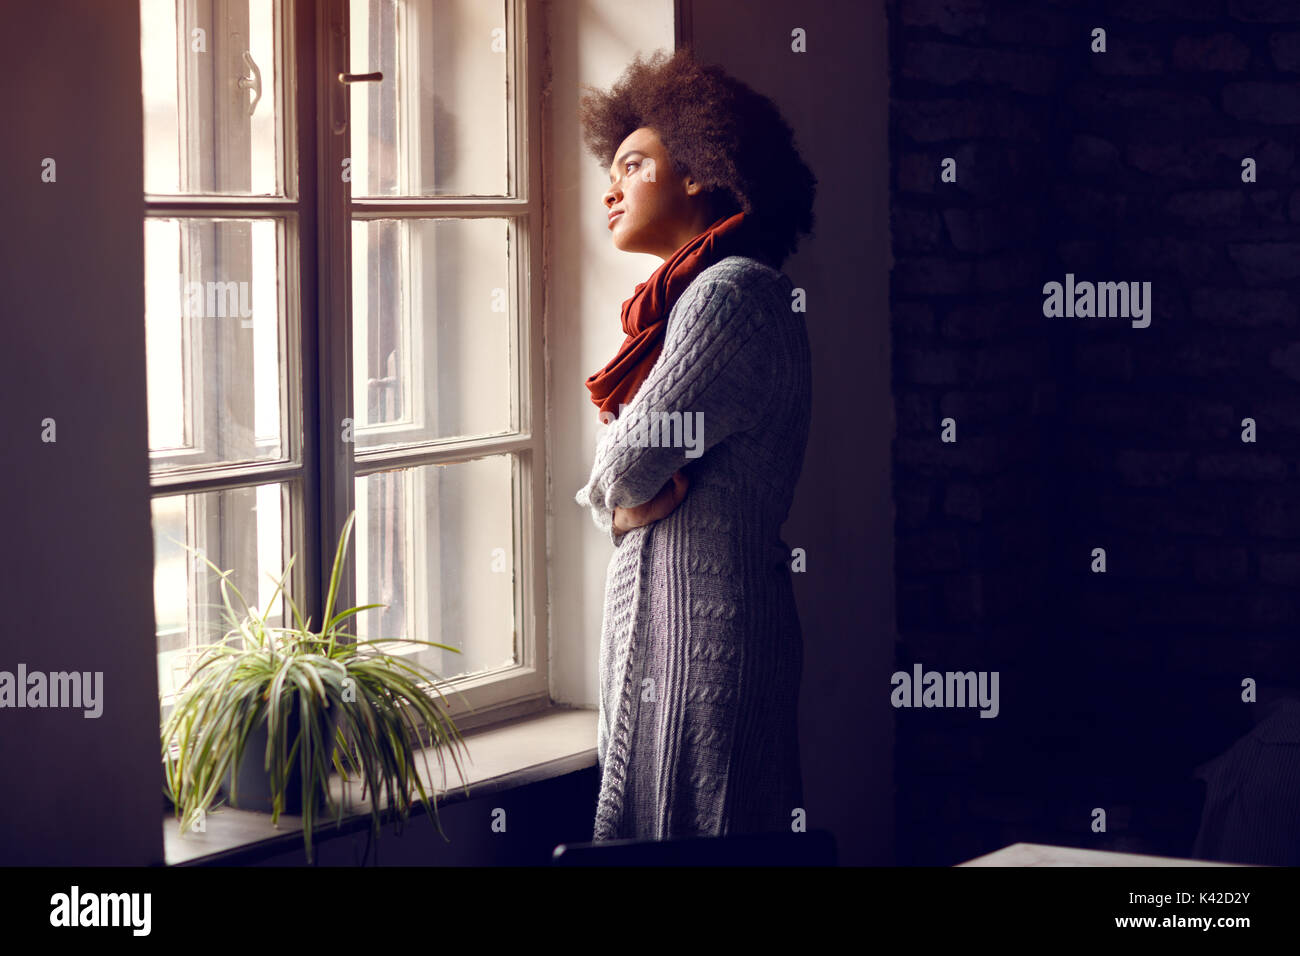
[888,0,1300,865]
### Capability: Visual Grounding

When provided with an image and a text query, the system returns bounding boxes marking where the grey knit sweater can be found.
[574,254,811,842]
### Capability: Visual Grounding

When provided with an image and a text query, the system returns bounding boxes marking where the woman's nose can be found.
[604,185,619,208]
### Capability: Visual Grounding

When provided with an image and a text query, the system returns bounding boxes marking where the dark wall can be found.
[0,3,163,865]
[889,0,1300,865]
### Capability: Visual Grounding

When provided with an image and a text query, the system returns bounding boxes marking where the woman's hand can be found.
[612,469,690,534]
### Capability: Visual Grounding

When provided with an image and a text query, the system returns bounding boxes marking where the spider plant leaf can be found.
[322,511,357,631]
[323,603,386,634]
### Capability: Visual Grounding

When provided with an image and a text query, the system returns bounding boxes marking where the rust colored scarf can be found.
[584,210,766,423]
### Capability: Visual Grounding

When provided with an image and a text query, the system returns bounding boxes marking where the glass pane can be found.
[141,0,286,196]
[153,482,290,700]
[351,218,514,449]
[349,0,511,197]
[354,456,516,682]
[145,217,291,472]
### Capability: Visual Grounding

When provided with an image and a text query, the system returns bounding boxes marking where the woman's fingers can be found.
[629,482,675,526]
[669,469,690,507]
[617,468,693,531]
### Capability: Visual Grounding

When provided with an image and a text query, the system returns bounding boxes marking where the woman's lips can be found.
[608,211,623,229]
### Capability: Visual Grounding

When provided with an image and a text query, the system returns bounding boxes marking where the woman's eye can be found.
[626,161,637,174]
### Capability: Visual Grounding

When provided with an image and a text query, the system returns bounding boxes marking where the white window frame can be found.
[146,0,550,735]
[334,0,548,731]
[145,0,305,707]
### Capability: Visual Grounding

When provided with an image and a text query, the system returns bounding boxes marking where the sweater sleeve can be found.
[578,429,630,548]
[574,274,775,546]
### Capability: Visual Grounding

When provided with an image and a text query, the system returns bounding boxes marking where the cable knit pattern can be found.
[574,255,812,842]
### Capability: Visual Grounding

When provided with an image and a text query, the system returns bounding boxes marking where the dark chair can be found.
[551,828,837,866]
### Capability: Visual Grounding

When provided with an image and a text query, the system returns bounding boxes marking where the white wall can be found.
[544,0,676,708]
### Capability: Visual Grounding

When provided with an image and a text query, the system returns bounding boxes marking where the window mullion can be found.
[314,0,357,625]
[349,199,532,216]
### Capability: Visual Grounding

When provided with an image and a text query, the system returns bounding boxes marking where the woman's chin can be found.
[610,223,633,252]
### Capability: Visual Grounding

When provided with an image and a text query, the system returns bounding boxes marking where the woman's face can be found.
[603,126,715,260]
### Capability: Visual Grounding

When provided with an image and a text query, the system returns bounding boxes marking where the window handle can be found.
[338,71,384,84]
[238,50,262,117]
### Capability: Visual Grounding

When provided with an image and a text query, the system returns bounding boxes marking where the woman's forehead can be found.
[617,127,661,154]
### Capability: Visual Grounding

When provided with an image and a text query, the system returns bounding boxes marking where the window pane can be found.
[153,483,290,700]
[354,456,516,682]
[145,217,292,472]
[351,218,514,449]
[141,0,286,196]
[349,0,511,197]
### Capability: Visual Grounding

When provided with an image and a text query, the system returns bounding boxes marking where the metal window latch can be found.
[338,71,384,84]
[238,50,262,117]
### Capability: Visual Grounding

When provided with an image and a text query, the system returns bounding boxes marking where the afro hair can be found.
[578,47,817,270]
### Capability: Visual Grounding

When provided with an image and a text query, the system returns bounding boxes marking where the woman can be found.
[574,48,817,842]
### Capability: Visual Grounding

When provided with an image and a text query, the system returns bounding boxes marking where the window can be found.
[141,0,548,732]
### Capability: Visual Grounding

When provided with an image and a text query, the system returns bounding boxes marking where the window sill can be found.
[163,706,598,865]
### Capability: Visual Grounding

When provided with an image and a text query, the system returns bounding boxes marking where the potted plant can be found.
[161,511,472,862]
